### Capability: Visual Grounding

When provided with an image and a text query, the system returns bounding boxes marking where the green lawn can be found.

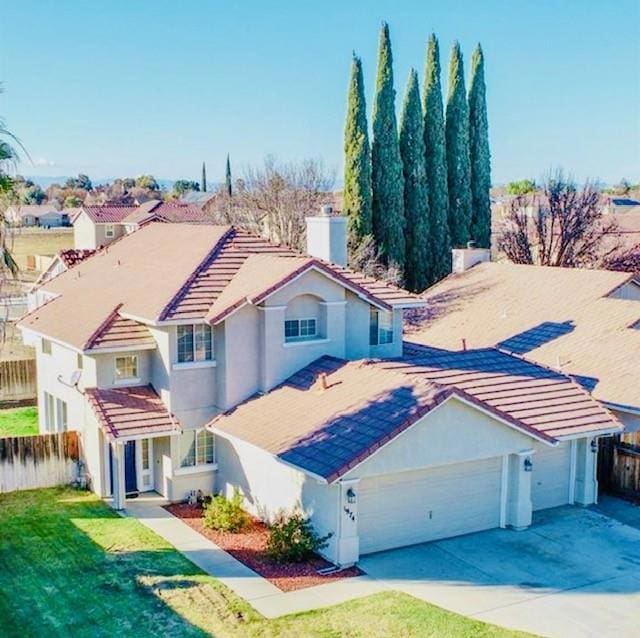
[0,406,39,437]
[0,488,530,637]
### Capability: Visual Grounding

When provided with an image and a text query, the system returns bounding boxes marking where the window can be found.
[284,318,317,342]
[115,355,138,381]
[179,430,214,467]
[42,339,52,355]
[369,309,393,346]
[105,224,115,238]
[44,392,67,432]
[177,324,212,363]
[77,353,83,369]
[44,392,55,431]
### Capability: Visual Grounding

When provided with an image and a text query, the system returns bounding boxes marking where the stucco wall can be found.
[73,211,99,249]
[93,350,152,388]
[345,397,536,480]
[614,408,640,434]
[216,435,340,563]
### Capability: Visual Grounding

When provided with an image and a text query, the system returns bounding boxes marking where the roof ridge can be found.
[158,225,235,321]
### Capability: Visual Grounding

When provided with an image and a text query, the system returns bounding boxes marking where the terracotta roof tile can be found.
[58,249,96,268]
[85,306,155,351]
[85,385,181,440]
[209,350,620,482]
[81,205,137,223]
[406,261,640,409]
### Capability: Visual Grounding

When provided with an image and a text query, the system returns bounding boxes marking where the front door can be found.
[124,441,138,495]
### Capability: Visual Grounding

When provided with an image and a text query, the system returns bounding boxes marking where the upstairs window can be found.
[369,308,393,346]
[115,355,138,381]
[105,224,115,238]
[284,318,317,342]
[42,339,52,355]
[177,324,213,363]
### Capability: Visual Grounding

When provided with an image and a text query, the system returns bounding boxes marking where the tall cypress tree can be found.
[468,44,492,248]
[343,54,372,244]
[400,69,430,292]
[423,33,451,283]
[225,154,232,197]
[445,41,472,247]
[201,162,207,192]
[371,22,405,267]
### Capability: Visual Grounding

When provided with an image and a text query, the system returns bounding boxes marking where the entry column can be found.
[505,450,533,530]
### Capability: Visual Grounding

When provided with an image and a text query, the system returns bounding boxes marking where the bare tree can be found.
[602,244,640,274]
[215,156,335,251]
[497,171,618,268]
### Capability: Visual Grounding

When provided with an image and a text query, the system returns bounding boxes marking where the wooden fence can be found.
[0,359,37,404]
[0,431,79,494]
[599,435,640,499]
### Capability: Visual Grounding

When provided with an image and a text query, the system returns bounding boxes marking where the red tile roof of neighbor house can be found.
[80,201,211,225]
[209,350,621,482]
[57,249,96,268]
[405,261,640,410]
[86,385,181,440]
[20,223,422,351]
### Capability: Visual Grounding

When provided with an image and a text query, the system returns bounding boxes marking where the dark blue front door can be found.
[124,441,138,494]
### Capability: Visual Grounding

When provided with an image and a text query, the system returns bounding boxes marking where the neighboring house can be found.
[5,204,69,227]
[407,250,640,434]
[72,200,211,249]
[602,197,640,215]
[19,216,621,567]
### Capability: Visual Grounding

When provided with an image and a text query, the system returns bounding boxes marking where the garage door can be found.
[358,457,503,555]
[531,441,572,511]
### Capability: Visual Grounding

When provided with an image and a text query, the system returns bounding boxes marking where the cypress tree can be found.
[343,54,372,244]
[399,69,430,292]
[225,154,232,197]
[445,41,472,247]
[468,44,492,248]
[423,34,451,283]
[201,162,207,192]
[371,22,405,267]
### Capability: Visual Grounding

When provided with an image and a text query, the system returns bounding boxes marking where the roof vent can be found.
[314,372,329,393]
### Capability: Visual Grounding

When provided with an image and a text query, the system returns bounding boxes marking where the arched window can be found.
[284,294,325,343]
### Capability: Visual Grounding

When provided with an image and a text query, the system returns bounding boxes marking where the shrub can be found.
[266,511,332,563]
[202,488,249,532]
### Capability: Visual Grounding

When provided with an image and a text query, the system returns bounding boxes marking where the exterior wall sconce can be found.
[524,457,533,472]
[346,487,356,504]
[591,439,598,454]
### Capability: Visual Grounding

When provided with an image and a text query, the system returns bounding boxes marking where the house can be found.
[5,204,69,227]
[602,197,640,216]
[407,249,640,432]
[72,200,211,249]
[19,214,621,567]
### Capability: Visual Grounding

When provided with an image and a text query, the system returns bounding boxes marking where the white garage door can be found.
[531,441,572,511]
[358,457,503,555]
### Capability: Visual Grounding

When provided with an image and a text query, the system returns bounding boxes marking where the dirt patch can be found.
[165,503,362,592]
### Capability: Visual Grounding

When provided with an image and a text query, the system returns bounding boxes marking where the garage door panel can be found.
[531,442,571,511]
[359,457,502,555]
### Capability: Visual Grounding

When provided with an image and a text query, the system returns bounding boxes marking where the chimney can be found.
[305,205,348,267]
[452,241,491,274]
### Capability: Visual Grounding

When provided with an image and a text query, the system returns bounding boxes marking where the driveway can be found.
[359,500,640,638]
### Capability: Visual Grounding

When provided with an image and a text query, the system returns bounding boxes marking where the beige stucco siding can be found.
[344,397,536,480]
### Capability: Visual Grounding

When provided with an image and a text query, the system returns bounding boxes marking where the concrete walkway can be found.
[124,496,384,618]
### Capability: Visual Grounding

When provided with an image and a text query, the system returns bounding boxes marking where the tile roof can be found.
[122,201,211,225]
[21,223,423,349]
[58,249,96,269]
[85,306,155,351]
[81,205,137,223]
[9,204,60,218]
[407,262,640,409]
[209,351,621,482]
[86,385,181,441]
[162,228,422,321]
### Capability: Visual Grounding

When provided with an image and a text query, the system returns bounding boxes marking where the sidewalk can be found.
[124,496,384,619]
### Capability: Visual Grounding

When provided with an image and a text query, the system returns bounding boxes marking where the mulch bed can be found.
[165,502,362,592]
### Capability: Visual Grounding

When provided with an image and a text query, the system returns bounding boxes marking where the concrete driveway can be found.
[359,500,640,638]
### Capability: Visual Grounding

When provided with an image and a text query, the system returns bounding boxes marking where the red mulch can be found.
[165,503,362,592]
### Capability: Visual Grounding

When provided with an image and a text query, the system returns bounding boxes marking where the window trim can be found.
[176,324,213,364]
[114,354,139,383]
[284,317,319,343]
[369,308,394,346]
[178,429,215,470]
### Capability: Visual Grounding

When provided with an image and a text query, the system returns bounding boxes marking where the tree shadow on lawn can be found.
[0,488,256,638]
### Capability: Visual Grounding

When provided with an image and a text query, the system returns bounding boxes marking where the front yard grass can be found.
[0,487,530,637]
[0,406,39,437]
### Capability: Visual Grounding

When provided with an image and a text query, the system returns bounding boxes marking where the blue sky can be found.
[2,0,639,186]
